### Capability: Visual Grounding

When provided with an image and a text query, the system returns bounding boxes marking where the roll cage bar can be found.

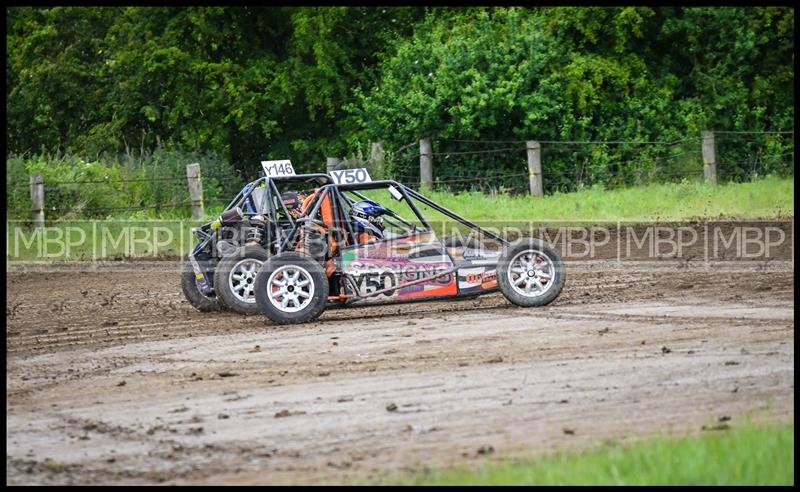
[275,179,509,255]
[189,174,508,298]
[191,173,334,257]
[195,175,508,251]
[224,173,333,223]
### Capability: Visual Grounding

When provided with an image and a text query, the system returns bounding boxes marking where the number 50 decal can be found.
[354,271,396,297]
[331,168,372,185]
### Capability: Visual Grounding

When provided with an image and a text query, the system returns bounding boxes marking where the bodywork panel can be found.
[338,231,458,302]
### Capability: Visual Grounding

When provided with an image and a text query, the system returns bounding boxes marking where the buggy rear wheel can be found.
[181,261,222,312]
[497,239,565,307]
[254,252,329,324]
[213,244,271,315]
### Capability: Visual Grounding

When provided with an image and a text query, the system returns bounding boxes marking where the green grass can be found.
[390,422,794,485]
[5,177,793,262]
[422,176,793,223]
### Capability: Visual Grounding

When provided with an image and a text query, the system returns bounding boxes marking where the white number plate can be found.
[331,168,372,185]
[261,160,296,177]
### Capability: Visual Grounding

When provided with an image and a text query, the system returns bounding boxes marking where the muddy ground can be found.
[6,258,794,484]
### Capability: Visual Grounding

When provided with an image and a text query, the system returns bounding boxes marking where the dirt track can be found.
[6,259,795,484]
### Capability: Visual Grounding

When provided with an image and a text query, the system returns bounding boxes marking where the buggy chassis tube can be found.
[328,180,508,246]
[274,185,357,253]
[188,231,214,294]
[401,185,509,246]
[316,181,434,232]
[277,188,329,253]
[228,173,334,223]
[218,173,336,251]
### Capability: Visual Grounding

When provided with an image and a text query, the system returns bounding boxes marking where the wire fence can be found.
[386,131,793,195]
[713,132,794,183]
[7,167,239,219]
[7,130,794,220]
[35,170,241,186]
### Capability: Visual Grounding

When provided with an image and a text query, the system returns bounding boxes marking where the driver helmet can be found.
[350,199,389,238]
[281,191,301,210]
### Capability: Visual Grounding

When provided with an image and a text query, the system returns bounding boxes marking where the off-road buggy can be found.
[182,164,565,323]
[181,170,333,314]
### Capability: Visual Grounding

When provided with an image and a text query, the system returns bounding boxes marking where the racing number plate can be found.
[261,160,296,177]
[330,168,372,185]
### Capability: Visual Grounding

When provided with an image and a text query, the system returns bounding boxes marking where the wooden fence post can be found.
[701,131,717,185]
[30,175,44,229]
[186,163,204,220]
[370,141,385,179]
[326,157,340,174]
[526,140,543,196]
[420,138,433,188]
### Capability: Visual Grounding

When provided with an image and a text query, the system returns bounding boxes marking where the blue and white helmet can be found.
[350,199,389,238]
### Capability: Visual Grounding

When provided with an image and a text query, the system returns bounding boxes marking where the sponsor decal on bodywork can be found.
[339,232,458,301]
[446,245,502,267]
[457,266,499,294]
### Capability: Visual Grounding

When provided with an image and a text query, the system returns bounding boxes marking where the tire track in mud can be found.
[7,264,792,355]
[6,260,794,485]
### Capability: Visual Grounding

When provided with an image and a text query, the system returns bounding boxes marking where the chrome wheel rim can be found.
[228,258,263,303]
[266,265,314,313]
[507,249,556,298]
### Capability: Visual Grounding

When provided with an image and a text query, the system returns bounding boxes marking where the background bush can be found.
[6,148,241,220]
[6,6,794,210]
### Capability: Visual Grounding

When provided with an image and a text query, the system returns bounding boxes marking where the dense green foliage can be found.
[6,6,423,176]
[6,6,794,207]
[351,7,793,190]
[390,422,794,485]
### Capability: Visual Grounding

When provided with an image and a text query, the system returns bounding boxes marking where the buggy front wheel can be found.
[497,239,565,307]
[254,252,329,324]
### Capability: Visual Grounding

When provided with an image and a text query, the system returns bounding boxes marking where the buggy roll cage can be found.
[188,174,509,299]
[194,174,509,254]
[225,173,333,225]
[273,179,510,255]
[190,173,334,258]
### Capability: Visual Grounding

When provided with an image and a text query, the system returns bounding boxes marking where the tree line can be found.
[6,6,794,182]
